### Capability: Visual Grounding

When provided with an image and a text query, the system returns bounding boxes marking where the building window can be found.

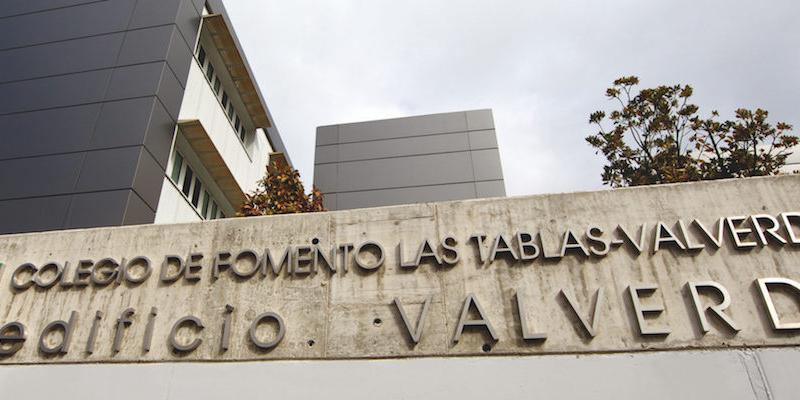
[181,167,194,196]
[213,77,221,94]
[196,44,251,150]
[198,46,207,66]
[206,63,215,82]
[201,191,210,216]
[170,150,227,220]
[209,202,218,220]
[191,177,202,207]
[170,152,184,182]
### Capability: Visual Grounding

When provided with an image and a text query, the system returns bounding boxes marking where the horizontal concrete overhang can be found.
[203,14,272,131]
[178,119,247,207]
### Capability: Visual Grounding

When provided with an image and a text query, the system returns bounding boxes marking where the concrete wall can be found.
[0,175,798,363]
[0,176,799,398]
[0,176,799,397]
[314,110,506,210]
[0,0,208,234]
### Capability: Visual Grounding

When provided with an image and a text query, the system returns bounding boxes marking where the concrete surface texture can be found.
[0,175,798,365]
[314,109,506,210]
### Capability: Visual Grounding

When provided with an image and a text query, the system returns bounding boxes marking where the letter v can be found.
[559,288,603,338]
[393,296,432,345]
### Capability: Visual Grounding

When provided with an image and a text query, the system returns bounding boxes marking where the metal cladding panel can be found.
[0,1,101,18]
[0,103,102,159]
[0,0,137,50]
[336,182,478,210]
[0,0,201,234]
[0,32,125,83]
[314,110,506,210]
[0,196,72,235]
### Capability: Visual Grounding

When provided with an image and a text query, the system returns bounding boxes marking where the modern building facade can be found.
[0,0,288,235]
[314,110,506,210]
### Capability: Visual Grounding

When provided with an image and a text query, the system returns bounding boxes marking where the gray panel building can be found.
[0,0,289,234]
[314,110,506,210]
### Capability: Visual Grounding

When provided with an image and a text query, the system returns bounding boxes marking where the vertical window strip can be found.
[182,167,194,196]
[170,152,184,183]
[201,191,210,216]
[210,202,218,220]
[191,177,202,207]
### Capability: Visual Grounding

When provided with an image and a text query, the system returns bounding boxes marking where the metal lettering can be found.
[160,255,185,283]
[0,322,26,357]
[232,249,259,278]
[169,316,204,353]
[113,308,135,353]
[750,214,787,246]
[616,224,647,254]
[212,251,232,280]
[514,291,546,341]
[653,222,686,253]
[259,247,292,276]
[124,256,152,284]
[489,234,519,262]
[143,307,158,352]
[393,296,432,345]
[33,262,63,288]
[516,231,540,260]
[91,258,119,286]
[38,311,78,355]
[338,243,354,273]
[453,294,498,343]
[726,216,758,249]
[678,220,704,250]
[415,239,443,266]
[221,304,234,352]
[85,311,103,354]
[441,235,460,265]
[58,261,74,288]
[314,244,337,274]
[628,284,670,336]
[687,281,739,334]
[185,253,203,281]
[756,278,800,330]
[560,230,589,257]
[586,226,610,257]
[469,234,490,263]
[249,312,286,350]
[399,240,417,269]
[10,263,36,291]
[560,288,603,338]
[354,241,385,271]
[692,218,725,249]
[73,259,93,287]
[293,245,314,276]
[780,212,800,244]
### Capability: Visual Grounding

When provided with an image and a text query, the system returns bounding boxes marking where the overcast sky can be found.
[222,0,799,196]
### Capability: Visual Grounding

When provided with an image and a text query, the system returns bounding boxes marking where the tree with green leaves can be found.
[586,76,797,187]
[239,157,325,217]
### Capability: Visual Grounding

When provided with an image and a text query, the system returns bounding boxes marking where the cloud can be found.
[223,0,799,196]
